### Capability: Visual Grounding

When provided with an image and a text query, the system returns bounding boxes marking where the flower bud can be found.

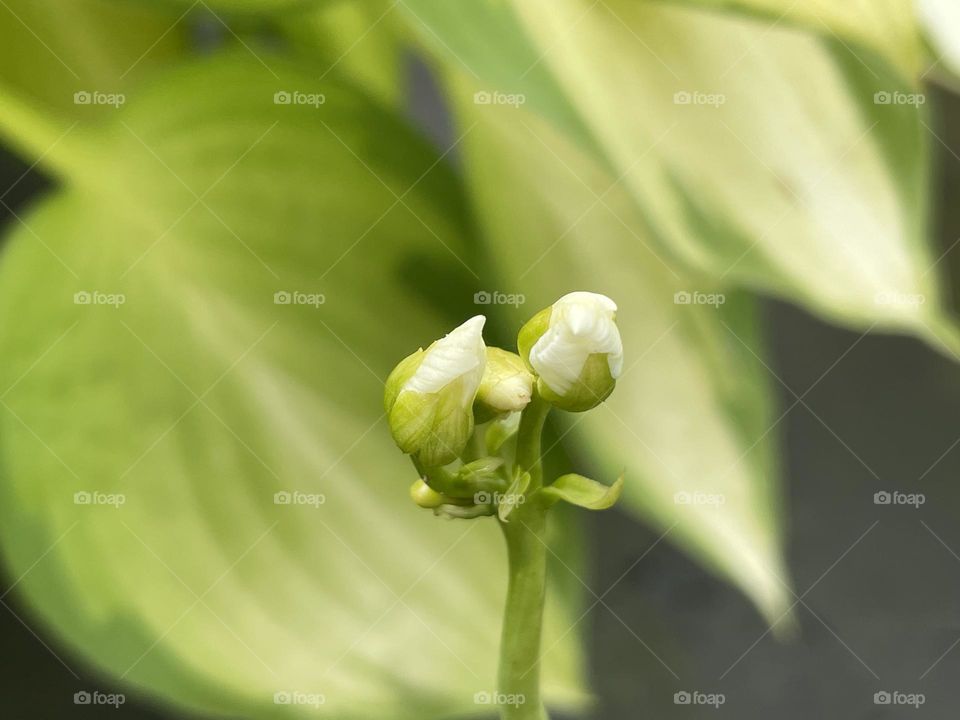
[518,292,622,412]
[384,316,486,466]
[475,348,534,421]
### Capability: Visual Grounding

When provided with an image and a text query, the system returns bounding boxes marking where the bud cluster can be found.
[384,292,623,518]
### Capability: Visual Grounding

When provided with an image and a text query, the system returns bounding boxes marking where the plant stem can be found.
[497,394,551,720]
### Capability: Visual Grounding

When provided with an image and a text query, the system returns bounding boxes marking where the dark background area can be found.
[2,65,960,720]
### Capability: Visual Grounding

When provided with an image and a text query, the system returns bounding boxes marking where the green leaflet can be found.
[0,55,586,718]
[451,84,792,623]
[403,1,955,350]
[540,474,624,511]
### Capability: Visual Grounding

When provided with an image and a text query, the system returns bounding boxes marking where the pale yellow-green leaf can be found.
[0,54,586,719]
[662,0,922,77]
[452,83,793,624]
[511,0,946,340]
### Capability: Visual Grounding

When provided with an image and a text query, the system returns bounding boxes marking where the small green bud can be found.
[475,347,534,421]
[518,292,622,412]
[384,316,486,467]
[409,479,446,508]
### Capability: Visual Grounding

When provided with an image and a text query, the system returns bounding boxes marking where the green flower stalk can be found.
[384,294,625,720]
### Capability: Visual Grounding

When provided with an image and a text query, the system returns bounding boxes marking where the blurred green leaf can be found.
[660,0,921,77]
[281,0,404,108]
[0,54,587,718]
[919,0,960,77]
[404,1,955,348]
[452,85,793,623]
[0,0,188,118]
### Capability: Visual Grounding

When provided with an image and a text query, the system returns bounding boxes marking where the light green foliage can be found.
[0,54,586,718]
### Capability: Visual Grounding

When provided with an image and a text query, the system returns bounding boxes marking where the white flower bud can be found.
[475,348,534,420]
[519,292,622,412]
[385,316,486,466]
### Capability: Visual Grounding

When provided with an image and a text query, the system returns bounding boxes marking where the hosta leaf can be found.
[281,0,404,108]
[0,54,586,718]
[0,0,188,118]
[403,1,954,350]
[919,0,960,77]
[662,0,922,78]
[451,84,792,623]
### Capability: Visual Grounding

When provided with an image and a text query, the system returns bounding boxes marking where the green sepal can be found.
[536,353,616,413]
[434,503,497,520]
[517,306,551,371]
[540,473,624,510]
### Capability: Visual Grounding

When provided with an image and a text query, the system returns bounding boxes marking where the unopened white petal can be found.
[403,315,487,399]
[530,292,622,395]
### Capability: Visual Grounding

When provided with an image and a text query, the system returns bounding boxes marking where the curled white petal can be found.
[403,315,486,403]
[529,292,622,395]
